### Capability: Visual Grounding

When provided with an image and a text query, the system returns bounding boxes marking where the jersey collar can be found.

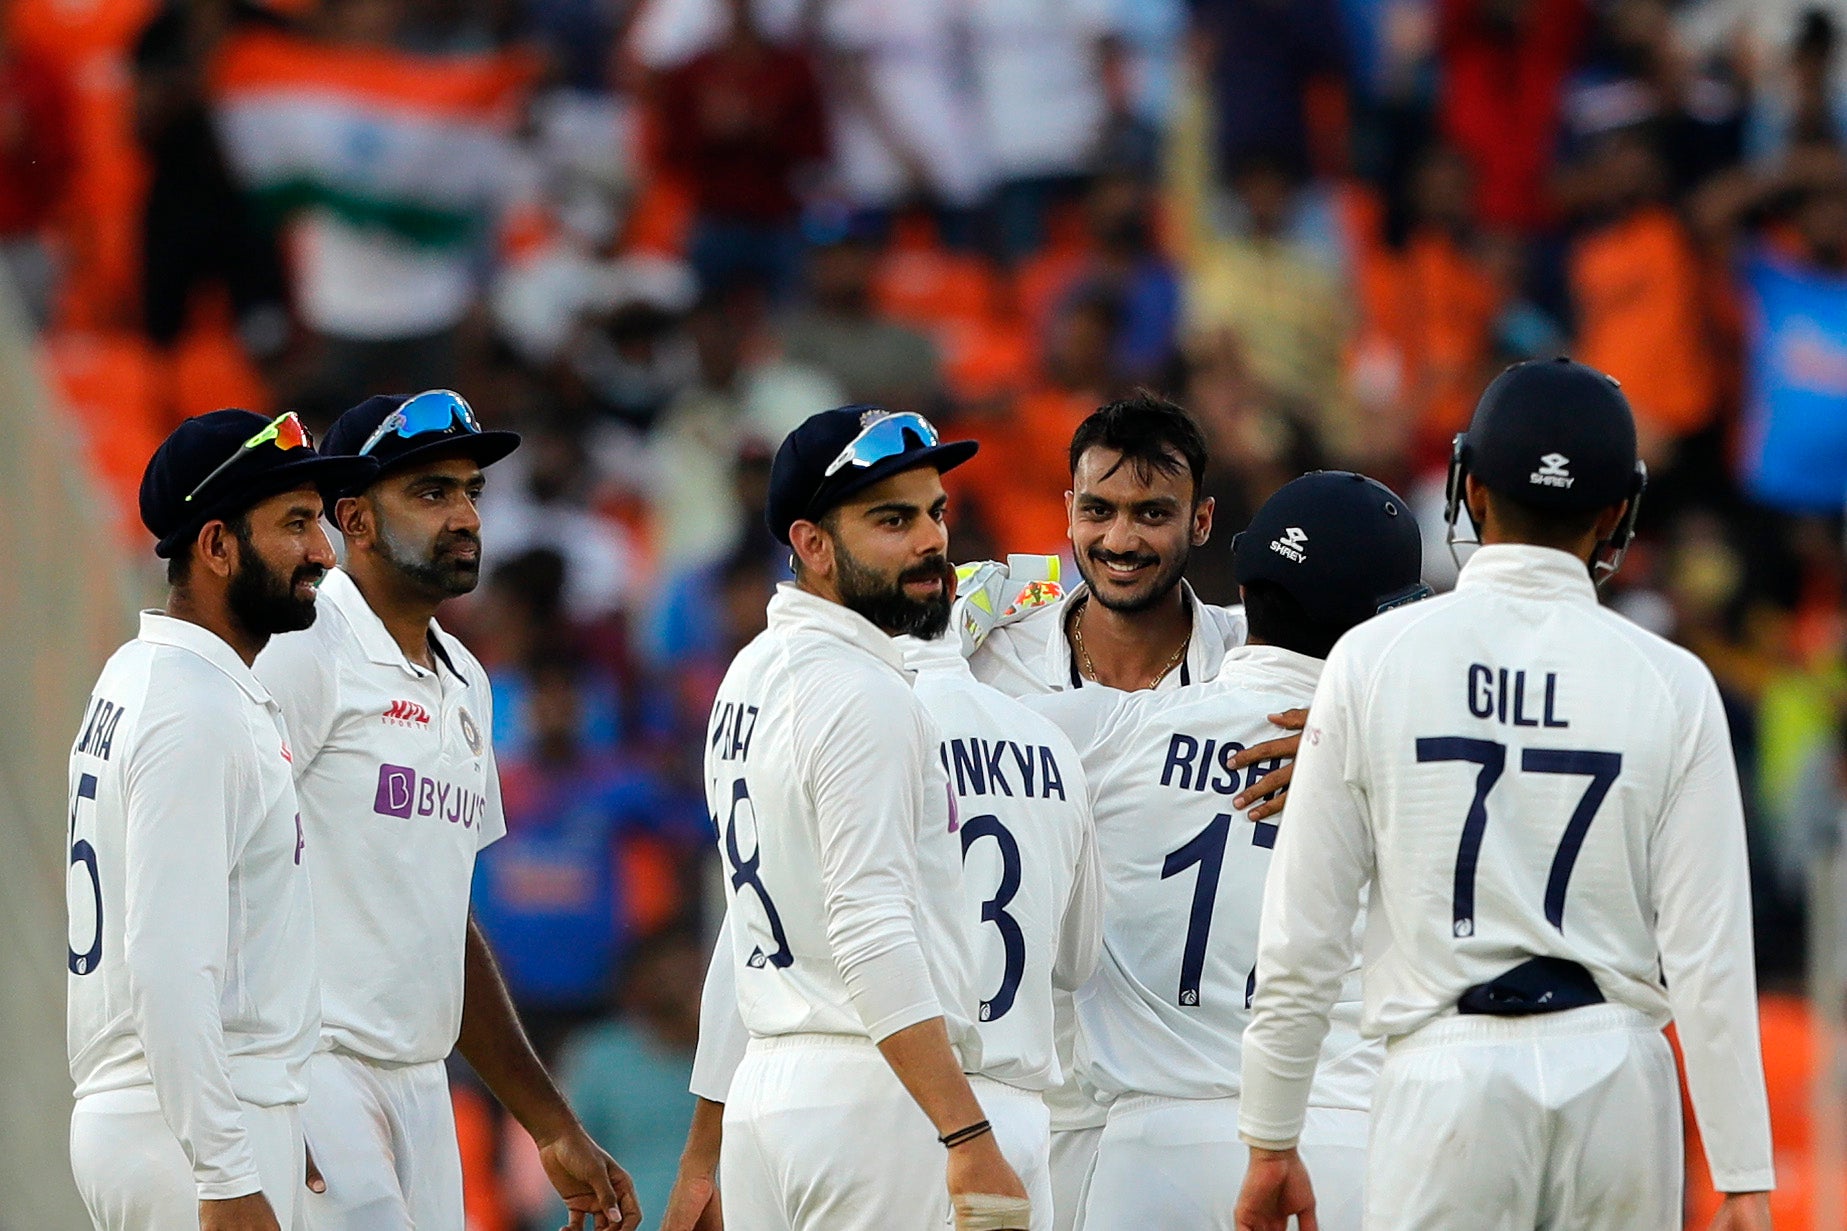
[1046,578,1223,690]
[137,611,275,706]
[898,632,974,678]
[1455,544,1600,605]
[767,582,909,675]
[1217,642,1325,694]
[318,568,464,683]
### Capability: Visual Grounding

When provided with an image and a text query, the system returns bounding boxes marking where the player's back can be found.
[904,637,1097,1093]
[1034,645,1375,1108]
[1330,544,1728,1038]
[704,587,977,1055]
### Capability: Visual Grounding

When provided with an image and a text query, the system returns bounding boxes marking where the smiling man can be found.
[253,391,639,1231]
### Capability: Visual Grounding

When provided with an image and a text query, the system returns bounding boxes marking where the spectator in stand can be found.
[966,0,1122,261]
[544,928,706,1231]
[813,0,990,237]
[1437,0,1590,232]
[1697,143,1847,517]
[1564,127,1721,479]
[0,15,74,330]
[648,293,842,569]
[1350,141,1504,470]
[1748,8,1847,162]
[778,209,943,408]
[1168,65,1353,458]
[471,656,703,1055]
[1017,169,1181,388]
[1189,0,1349,184]
[653,0,828,302]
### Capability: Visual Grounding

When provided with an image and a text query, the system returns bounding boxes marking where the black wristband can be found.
[939,1120,993,1149]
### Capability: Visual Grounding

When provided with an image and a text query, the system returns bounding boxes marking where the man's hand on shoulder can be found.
[953,555,1065,656]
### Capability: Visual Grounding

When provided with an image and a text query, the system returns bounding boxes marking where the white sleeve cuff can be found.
[1237,1042,1317,1148]
[840,941,942,1042]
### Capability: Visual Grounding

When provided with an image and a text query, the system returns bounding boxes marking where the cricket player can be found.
[699,404,1034,1231]
[1236,359,1775,1231]
[955,394,1301,1228]
[1032,471,1428,1230]
[252,392,638,1231]
[668,629,1103,1231]
[68,410,373,1231]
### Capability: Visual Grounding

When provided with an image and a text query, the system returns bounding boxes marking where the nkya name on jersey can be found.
[74,695,127,760]
[940,737,1067,801]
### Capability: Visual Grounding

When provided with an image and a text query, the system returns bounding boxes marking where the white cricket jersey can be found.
[66,613,318,1200]
[1239,546,1776,1192]
[253,568,506,1065]
[1031,646,1375,1109]
[969,579,1247,696]
[705,585,979,1058]
[906,635,1102,1092]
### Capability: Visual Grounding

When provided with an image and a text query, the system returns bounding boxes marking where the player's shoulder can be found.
[430,622,489,687]
[1578,600,1719,699]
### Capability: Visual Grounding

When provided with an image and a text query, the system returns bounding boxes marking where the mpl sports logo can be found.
[1530,453,1574,489]
[1270,525,1309,563]
[373,763,487,828]
[382,699,432,728]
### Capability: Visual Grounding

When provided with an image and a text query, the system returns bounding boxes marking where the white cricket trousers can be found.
[300,1051,463,1231]
[70,1088,306,1230]
[1076,1095,1366,1230]
[721,1033,1054,1231]
[1047,1125,1103,1231]
[1366,1004,1681,1231]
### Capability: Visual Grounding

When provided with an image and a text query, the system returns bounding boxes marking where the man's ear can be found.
[195,520,238,579]
[1192,495,1215,547]
[334,494,370,542]
[788,518,834,578]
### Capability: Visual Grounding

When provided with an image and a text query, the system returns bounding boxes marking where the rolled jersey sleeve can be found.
[1651,671,1775,1192]
[795,675,942,1042]
[1239,648,1376,1148]
[689,909,750,1102]
[122,700,261,1200]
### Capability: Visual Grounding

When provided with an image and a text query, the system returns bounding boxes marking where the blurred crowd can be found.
[8,0,1847,1225]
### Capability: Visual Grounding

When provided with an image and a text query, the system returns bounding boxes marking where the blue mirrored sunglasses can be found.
[823,411,941,478]
[357,389,482,457]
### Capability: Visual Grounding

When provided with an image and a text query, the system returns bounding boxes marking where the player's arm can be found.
[121,703,269,1210]
[800,679,1029,1223]
[1651,671,1775,1201]
[456,917,640,1231]
[1053,799,1103,993]
[1236,654,1375,1228]
[662,910,749,1230]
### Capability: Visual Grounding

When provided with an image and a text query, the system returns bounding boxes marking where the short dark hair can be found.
[1068,392,1208,500]
[1484,489,1607,550]
[1240,578,1349,660]
[166,509,254,586]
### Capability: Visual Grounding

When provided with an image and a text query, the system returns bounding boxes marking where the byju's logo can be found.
[382,699,432,728]
[371,763,487,828]
[1270,525,1309,563]
[1530,453,1575,488]
[374,764,417,818]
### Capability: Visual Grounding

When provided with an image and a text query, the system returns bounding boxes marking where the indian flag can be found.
[213,32,538,249]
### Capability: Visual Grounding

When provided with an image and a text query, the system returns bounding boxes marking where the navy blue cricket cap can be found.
[1232,471,1428,633]
[320,391,521,496]
[140,409,377,559]
[766,405,978,545]
[1462,358,1637,513]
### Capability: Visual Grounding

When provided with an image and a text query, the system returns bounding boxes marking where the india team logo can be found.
[458,707,484,757]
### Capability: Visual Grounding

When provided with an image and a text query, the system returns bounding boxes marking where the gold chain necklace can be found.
[1068,593,1190,690]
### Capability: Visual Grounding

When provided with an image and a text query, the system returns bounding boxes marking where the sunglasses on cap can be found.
[823,411,941,478]
[358,389,482,457]
[184,411,314,504]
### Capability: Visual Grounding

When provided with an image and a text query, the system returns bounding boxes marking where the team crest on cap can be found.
[859,408,890,429]
[1531,453,1574,488]
[1270,525,1309,563]
[458,707,484,757]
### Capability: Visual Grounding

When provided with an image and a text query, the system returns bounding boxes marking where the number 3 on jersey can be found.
[720,778,794,969]
[960,814,1025,1022]
[68,773,102,976]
